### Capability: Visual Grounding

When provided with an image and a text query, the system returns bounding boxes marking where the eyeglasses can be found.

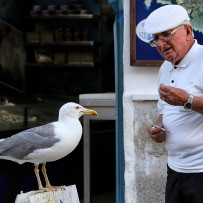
[149,25,184,47]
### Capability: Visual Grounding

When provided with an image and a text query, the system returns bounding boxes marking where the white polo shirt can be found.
[158,40,203,173]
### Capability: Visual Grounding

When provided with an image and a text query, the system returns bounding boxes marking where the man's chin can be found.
[163,54,176,64]
[166,58,176,65]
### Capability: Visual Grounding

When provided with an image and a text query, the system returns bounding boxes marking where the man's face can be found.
[154,25,193,65]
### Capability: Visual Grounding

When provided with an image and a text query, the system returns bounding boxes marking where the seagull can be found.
[0,102,98,191]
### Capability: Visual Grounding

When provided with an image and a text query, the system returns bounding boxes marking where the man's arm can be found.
[190,96,203,114]
[159,84,203,115]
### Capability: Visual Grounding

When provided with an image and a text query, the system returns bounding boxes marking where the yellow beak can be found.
[81,108,98,116]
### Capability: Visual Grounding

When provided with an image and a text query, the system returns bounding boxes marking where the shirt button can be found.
[171,80,174,83]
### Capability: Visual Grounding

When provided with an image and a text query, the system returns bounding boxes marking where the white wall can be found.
[123,1,167,202]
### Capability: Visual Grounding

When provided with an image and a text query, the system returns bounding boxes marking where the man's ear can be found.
[185,25,194,41]
[186,25,193,36]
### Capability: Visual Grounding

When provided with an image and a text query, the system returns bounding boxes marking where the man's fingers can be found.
[160,84,169,93]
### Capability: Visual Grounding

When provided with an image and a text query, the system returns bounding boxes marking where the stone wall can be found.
[123,95,167,203]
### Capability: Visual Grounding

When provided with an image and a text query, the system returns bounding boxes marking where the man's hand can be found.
[148,125,166,143]
[159,84,188,106]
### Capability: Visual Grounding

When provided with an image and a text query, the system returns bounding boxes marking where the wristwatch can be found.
[184,94,194,110]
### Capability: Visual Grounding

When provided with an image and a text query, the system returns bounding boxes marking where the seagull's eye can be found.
[75,106,80,109]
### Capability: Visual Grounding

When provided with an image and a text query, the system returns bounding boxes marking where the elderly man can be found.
[146,5,203,203]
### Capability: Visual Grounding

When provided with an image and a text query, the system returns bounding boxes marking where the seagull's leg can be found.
[34,165,44,190]
[42,163,52,188]
[42,163,65,191]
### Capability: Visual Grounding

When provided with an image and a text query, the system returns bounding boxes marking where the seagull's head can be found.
[59,102,98,120]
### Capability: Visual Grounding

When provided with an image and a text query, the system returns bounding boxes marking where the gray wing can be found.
[25,123,57,138]
[0,123,60,159]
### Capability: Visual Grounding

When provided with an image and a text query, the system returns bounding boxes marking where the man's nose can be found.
[156,38,167,47]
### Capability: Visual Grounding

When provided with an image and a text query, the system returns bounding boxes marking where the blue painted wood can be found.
[107,0,125,202]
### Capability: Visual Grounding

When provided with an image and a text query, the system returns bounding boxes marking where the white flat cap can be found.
[144,5,190,34]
